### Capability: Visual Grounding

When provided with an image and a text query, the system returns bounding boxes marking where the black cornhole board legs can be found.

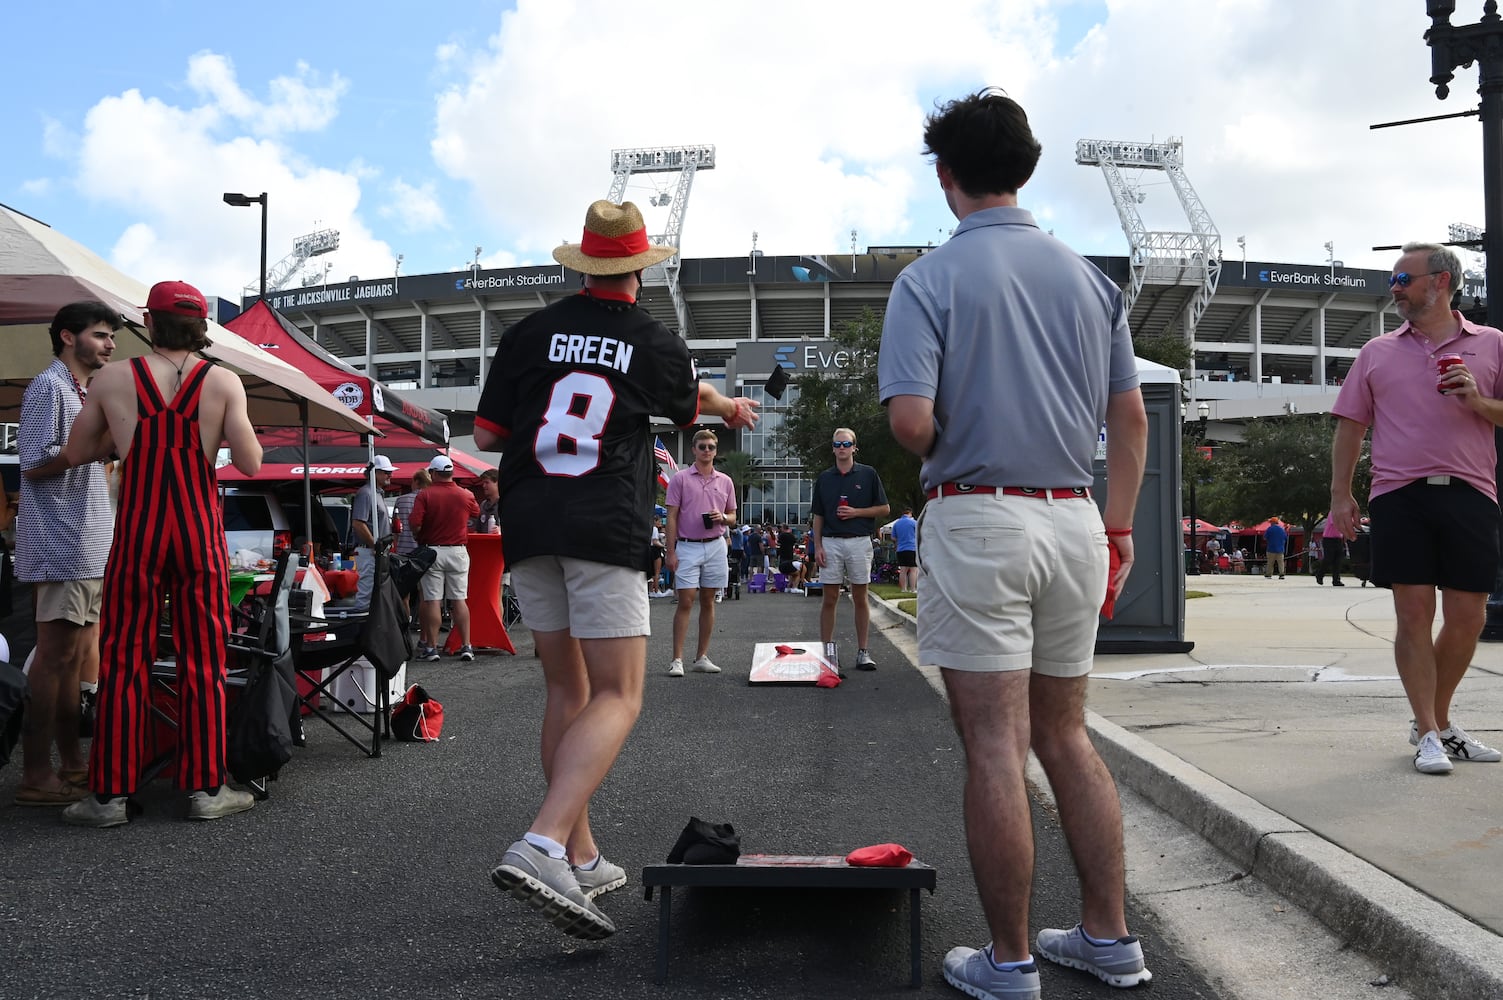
[642,856,936,987]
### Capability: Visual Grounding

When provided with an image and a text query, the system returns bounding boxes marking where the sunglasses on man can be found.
[832,441,855,448]
[1388,271,1442,288]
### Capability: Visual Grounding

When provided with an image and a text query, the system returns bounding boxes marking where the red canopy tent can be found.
[214,428,494,484]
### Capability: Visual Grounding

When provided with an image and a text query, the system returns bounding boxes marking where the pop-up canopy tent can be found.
[218,301,491,484]
[224,300,448,444]
[0,202,373,437]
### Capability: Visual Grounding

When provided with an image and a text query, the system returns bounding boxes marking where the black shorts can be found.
[650,545,665,562]
[1369,479,1501,591]
[896,550,917,567]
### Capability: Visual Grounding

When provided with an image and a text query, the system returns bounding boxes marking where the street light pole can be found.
[222,191,268,301]
[1425,2,1503,636]
[1184,402,1211,574]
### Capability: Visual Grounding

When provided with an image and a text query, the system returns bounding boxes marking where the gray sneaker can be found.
[1036,924,1152,987]
[855,649,877,671]
[457,645,475,662]
[62,795,129,829]
[187,786,256,821]
[490,840,616,939]
[942,945,1040,1000]
[574,856,628,900]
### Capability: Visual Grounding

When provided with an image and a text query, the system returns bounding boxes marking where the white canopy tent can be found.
[0,202,372,435]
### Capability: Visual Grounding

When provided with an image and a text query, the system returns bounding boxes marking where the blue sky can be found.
[1,1,1487,303]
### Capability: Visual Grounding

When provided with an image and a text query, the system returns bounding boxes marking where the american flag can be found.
[654,436,678,489]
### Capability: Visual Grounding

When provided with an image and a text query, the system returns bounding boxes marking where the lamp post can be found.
[1184,401,1210,574]
[223,191,268,301]
[1425,2,1503,636]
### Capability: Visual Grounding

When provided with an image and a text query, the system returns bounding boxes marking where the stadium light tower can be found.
[1324,241,1335,281]
[1237,235,1246,280]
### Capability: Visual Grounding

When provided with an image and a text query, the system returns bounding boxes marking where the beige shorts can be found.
[673,536,729,590]
[420,544,470,602]
[918,491,1106,676]
[35,578,104,626]
[510,556,650,639]
[818,535,874,586]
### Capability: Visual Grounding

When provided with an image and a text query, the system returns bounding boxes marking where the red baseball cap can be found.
[144,280,208,317]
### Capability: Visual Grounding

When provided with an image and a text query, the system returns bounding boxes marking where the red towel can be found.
[845,843,913,867]
[1100,543,1122,619]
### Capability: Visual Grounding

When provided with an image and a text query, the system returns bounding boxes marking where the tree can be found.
[714,448,769,515]
[772,307,925,511]
[1191,414,1372,537]
[1133,332,1193,375]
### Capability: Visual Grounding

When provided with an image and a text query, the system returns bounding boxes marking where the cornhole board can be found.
[747,642,837,685]
[643,854,937,985]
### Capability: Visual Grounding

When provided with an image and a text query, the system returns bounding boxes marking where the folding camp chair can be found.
[292,543,412,758]
[147,550,301,799]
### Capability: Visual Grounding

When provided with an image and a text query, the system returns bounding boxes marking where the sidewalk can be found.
[885,572,1503,997]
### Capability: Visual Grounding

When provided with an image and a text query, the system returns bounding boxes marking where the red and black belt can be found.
[924,484,1092,501]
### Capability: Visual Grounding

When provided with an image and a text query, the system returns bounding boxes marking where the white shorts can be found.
[918,491,1107,676]
[673,537,729,589]
[420,544,470,601]
[511,556,649,639]
[818,535,874,586]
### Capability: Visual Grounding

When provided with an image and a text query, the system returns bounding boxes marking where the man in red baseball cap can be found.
[61,279,264,828]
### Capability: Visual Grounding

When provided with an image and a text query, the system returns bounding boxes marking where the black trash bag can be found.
[0,659,26,770]
[667,816,741,865]
[390,546,436,603]
[361,550,413,681]
[226,648,297,784]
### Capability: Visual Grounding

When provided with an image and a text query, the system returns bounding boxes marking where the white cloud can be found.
[382,179,449,233]
[186,52,347,136]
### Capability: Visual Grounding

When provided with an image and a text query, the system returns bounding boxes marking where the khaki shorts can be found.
[35,578,104,626]
[420,544,470,602]
[673,537,729,590]
[511,556,650,639]
[918,491,1106,676]
[818,535,874,586]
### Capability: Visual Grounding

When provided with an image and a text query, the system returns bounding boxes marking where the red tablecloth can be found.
[445,532,515,654]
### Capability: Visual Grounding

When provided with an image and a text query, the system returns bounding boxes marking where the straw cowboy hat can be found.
[553,200,678,275]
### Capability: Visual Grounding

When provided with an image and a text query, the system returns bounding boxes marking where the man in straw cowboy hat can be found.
[474,200,758,939]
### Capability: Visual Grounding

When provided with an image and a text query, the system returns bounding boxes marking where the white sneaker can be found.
[1413,730,1454,774]
[1409,719,1503,762]
[787,587,805,595]
[667,658,685,677]
[714,591,723,603]
[692,655,721,674]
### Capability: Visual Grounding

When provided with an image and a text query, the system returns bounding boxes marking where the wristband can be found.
[1105,528,1133,537]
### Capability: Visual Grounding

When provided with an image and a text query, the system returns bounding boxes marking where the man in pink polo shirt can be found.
[1331,241,1503,775]
[664,428,738,677]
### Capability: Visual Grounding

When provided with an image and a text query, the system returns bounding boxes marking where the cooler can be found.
[326,659,407,714]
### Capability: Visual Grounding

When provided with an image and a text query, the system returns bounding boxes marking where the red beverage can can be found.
[1438,353,1465,393]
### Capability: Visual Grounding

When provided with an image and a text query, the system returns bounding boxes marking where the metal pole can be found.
[259,193,269,302]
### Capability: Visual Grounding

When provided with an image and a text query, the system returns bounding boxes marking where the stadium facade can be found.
[252,248,1454,525]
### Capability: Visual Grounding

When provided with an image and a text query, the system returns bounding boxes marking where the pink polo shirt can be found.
[665,465,737,540]
[1332,313,1503,502]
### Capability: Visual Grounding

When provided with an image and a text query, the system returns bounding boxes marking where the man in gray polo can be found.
[350,454,395,609]
[879,89,1151,999]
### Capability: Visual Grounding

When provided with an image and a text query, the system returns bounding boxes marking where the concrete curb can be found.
[870,596,1503,1000]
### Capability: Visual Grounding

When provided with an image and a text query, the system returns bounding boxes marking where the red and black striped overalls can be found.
[90,357,233,795]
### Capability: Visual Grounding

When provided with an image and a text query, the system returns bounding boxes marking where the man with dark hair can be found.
[13,301,119,806]
[61,280,264,827]
[473,199,757,940]
[811,427,889,671]
[880,90,1152,998]
[1331,241,1503,774]
[470,467,500,534]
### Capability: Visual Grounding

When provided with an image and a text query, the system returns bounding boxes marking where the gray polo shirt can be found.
[878,206,1138,491]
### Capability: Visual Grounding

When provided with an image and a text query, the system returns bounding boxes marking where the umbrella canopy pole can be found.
[300,400,313,554]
